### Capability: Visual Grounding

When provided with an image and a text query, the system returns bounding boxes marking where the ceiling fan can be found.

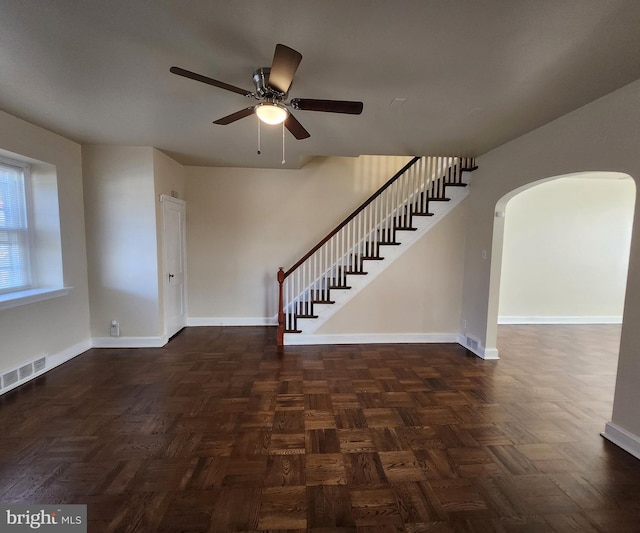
[170,44,364,140]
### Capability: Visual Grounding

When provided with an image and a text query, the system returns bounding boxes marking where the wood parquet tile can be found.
[2,324,640,531]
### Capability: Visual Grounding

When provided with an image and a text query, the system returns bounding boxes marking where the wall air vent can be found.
[33,357,46,373]
[19,363,33,380]
[466,336,479,351]
[2,369,19,388]
[1,354,48,395]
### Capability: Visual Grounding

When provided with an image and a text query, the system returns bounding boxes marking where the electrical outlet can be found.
[110,320,120,337]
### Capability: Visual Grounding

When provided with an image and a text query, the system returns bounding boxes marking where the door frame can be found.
[160,194,187,340]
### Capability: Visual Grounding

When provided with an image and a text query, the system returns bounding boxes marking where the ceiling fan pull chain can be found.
[282,121,286,165]
[257,117,261,155]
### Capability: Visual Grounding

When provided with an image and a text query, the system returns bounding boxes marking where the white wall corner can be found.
[602,422,640,460]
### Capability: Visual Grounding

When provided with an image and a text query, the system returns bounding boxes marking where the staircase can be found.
[277,156,477,346]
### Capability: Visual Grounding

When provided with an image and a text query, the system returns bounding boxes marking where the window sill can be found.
[0,287,72,311]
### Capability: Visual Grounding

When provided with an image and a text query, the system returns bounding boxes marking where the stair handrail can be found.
[281,156,421,279]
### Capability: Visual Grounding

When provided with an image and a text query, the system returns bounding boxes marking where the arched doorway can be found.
[485,171,636,357]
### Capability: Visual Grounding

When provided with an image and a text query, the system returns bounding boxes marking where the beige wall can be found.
[461,78,640,439]
[184,155,411,321]
[82,145,161,339]
[78,146,185,343]
[499,176,635,321]
[0,110,90,371]
[317,200,468,335]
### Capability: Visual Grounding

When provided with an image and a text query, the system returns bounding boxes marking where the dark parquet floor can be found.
[1,325,640,532]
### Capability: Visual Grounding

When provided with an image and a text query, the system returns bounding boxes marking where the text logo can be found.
[0,505,86,532]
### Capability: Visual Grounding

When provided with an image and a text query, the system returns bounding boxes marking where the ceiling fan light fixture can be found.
[255,103,288,125]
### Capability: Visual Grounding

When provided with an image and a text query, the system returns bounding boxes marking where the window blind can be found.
[0,163,30,292]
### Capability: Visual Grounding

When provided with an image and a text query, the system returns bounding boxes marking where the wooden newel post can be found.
[277,267,285,347]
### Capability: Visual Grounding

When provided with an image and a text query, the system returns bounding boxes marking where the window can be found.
[0,159,32,294]
[0,150,67,310]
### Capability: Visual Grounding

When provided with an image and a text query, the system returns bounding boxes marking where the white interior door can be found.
[161,195,187,339]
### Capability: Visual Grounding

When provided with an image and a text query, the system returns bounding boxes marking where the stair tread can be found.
[361,256,384,260]
[461,165,478,171]
[429,197,451,202]
[445,182,468,187]
[312,299,335,304]
[285,329,302,334]
[394,226,417,231]
[378,241,400,246]
[295,313,318,319]
[328,285,351,290]
[412,211,435,217]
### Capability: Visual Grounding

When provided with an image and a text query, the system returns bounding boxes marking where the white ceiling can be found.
[2,1,640,169]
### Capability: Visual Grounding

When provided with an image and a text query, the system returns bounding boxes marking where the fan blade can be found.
[291,98,363,115]
[285,113,310,140]
[170,66,252,97]
[268,44,302,95]
[213,107,255,125]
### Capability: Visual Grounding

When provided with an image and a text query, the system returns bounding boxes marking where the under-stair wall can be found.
[299,197,469,343]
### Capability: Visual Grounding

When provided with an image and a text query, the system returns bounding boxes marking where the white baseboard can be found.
[286,332,460,346]
[48,338,93,366]
[457,334,500,360]
[186,317,278,327]
[498,315,623,325]
[602,421,640,460]
[92,336,168,348]
[284,331,501,360]
[481,348,500,359]
[0,338,91,396]
[285,332,459,346]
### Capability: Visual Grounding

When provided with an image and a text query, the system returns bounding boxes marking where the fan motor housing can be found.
[252,68,285,99]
